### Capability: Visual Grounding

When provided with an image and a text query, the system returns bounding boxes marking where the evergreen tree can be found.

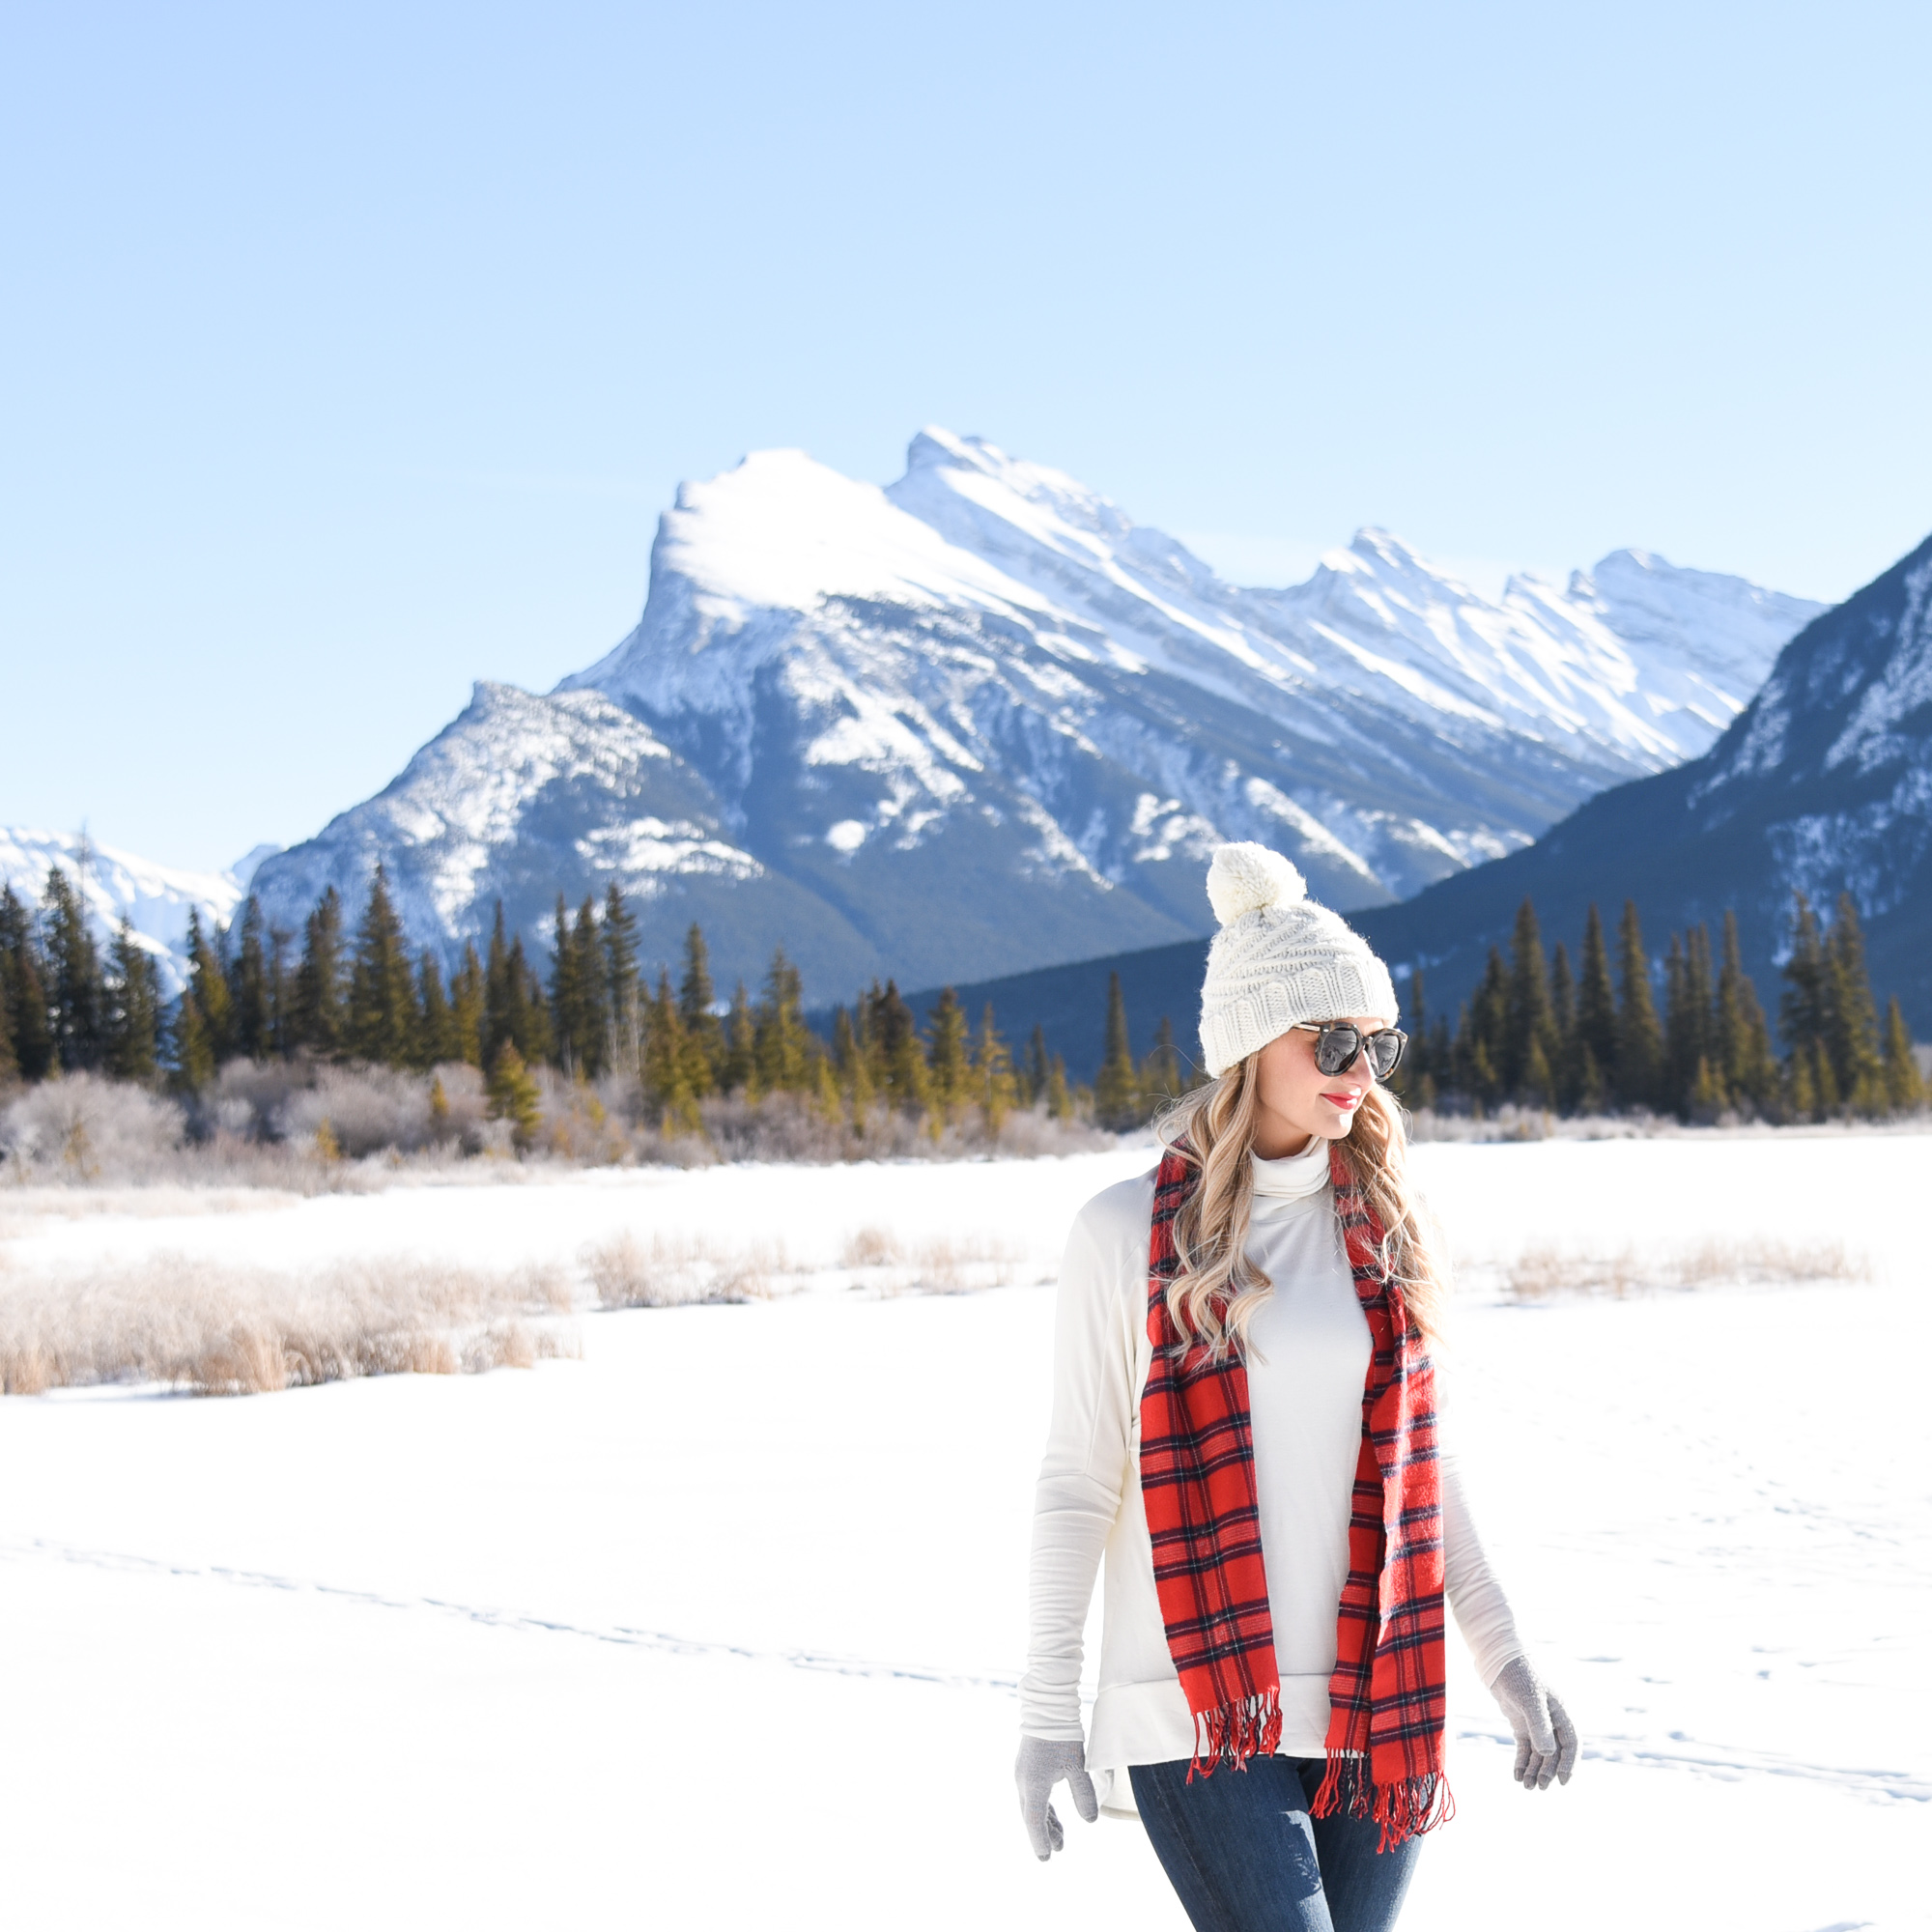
[185,908,235,1069]
[851,981,882,1094]
[7,942,52,1082]
[172,989,215,1094]
[1822,894,1883,1113]
[602,884,641,1077]
[416,951,459,1066]
[1394,972,1435,1110]
[1140,1014,1183,1113]
[1613,901,1663,1112]
[225,896,271,1061]
[1044,1053,1073,1121]
[484,902,515,1066]
[1548,943,1577,1049]
[721,980,757,1095]
[1093,972,1141,1130]
[292,887,347,1057]
[1881,997,1925,1112]
[1715,910,1778,1116]
[449,941,486,1067]
[1786,1041,1818,1122]
[753,949,811,1094]
[1688,923,1717,1079]
[266,924,294,1060]
[1778,894,1832,1119]
[811,1045,844,1126]
[42,865,107,1071]
[1574,903,1619,1096]
[677,923,722,1094]
[1548,945,1578,1111]
[1022,1024,1051,1107]
[482,909,554,1068]
[1502,898,1554,1100]
[1662,933,1692,1117]
[346,866,418,1067]
[1454,948,1510,1108]
[486,1042,543,1150]
[506,934,554,1067]
[1662,923,1719,1119]
[924,986,971,1116]
[549,895,607,1078]
[972,1003,1019,1131]
[642,971,700,1133]
[104,916,161,1082]
[832,1007,874,1119]
[548,895,580,1073]
[867,980,927,1108]
[0,887,27,1081]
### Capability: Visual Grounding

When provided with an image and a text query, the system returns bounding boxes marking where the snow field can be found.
[1,1132,1927,1929]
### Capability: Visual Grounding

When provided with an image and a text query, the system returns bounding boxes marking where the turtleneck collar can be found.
[1250,1133,1334,1204]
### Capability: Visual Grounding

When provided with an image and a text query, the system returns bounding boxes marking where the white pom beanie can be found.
[1198,843,1400,1077]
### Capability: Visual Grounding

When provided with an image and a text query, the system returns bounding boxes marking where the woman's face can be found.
[1250,1013,1393,1159]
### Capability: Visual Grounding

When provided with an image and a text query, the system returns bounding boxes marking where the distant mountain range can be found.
[1350,528,1932,1034]
[0,829,259,998]
[238,429,1820,1003]
[896,526,1932,1069]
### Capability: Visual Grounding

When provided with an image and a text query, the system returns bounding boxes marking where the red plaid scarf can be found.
[1139,1142,1452,1848]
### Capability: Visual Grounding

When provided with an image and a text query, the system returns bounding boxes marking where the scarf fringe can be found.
[1185,1691,1284,1781]
[1311,1752,1456,1852]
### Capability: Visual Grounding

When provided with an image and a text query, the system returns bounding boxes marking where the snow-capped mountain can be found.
[1352,530,1932,1030]
[0,829,261,996]
[250,430,1823,999]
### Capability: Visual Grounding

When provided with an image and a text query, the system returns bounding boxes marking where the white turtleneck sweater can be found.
[1020,1138,1522,1815]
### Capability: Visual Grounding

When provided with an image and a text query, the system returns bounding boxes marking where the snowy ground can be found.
[2,1133,1927,1930]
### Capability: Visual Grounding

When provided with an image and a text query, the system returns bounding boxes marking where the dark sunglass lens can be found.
[1316,1026,1361,1075]
[1369,1032,1406,1077]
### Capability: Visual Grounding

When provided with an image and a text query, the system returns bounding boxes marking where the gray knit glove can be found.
[1015,1735,1098,1859]
[1491,1656,1579,1790]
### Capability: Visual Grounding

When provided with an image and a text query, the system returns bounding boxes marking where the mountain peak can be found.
[256,431,1826,1001]
[647,441,1037,622]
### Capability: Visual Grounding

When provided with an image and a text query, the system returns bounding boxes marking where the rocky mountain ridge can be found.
[242,428,1824,999]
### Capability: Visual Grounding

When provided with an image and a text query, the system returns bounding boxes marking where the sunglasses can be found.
[1291,1021,1408,1081]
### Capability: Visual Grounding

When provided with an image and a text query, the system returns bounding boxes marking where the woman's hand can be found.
[1015,1735,1098,1859]
[1490,1656,1579,1790]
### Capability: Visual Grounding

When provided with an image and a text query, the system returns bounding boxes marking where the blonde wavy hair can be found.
[1154,1057,1447,1356]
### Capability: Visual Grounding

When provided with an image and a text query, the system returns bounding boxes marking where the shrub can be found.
[0,1074,186,1182]
[581,1231,781,1308]
[1502,1237,1867,1300]
[0,1253,578,1395]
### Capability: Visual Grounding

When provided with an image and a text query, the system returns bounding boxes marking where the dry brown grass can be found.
[581,1231,785,1309]
[837,1226,1036,1294]
[1503,1237,1869,1301]
[0,1254,579,1396]
[840,1225,900,1268]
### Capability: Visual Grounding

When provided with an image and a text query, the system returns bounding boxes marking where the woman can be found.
[1015,842,1577,1932]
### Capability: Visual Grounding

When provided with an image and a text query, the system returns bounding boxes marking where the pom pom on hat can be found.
[1206,842,1306,926]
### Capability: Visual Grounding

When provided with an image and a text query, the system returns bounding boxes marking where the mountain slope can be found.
[252,430,1822,999]
[247,682,896,997]
[1350,530,1932,1032]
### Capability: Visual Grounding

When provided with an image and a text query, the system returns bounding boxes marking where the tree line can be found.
[0,866,1186,1138]
[1396,894,1924,1121]
[3,863,1920,1133]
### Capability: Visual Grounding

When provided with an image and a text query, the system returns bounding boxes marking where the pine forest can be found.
[0,867,1922,1165]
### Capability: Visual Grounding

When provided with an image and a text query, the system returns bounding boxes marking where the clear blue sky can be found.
[5,0,1929,873]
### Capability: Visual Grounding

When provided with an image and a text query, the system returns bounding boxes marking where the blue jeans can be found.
[1130,1757,1421,1932]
